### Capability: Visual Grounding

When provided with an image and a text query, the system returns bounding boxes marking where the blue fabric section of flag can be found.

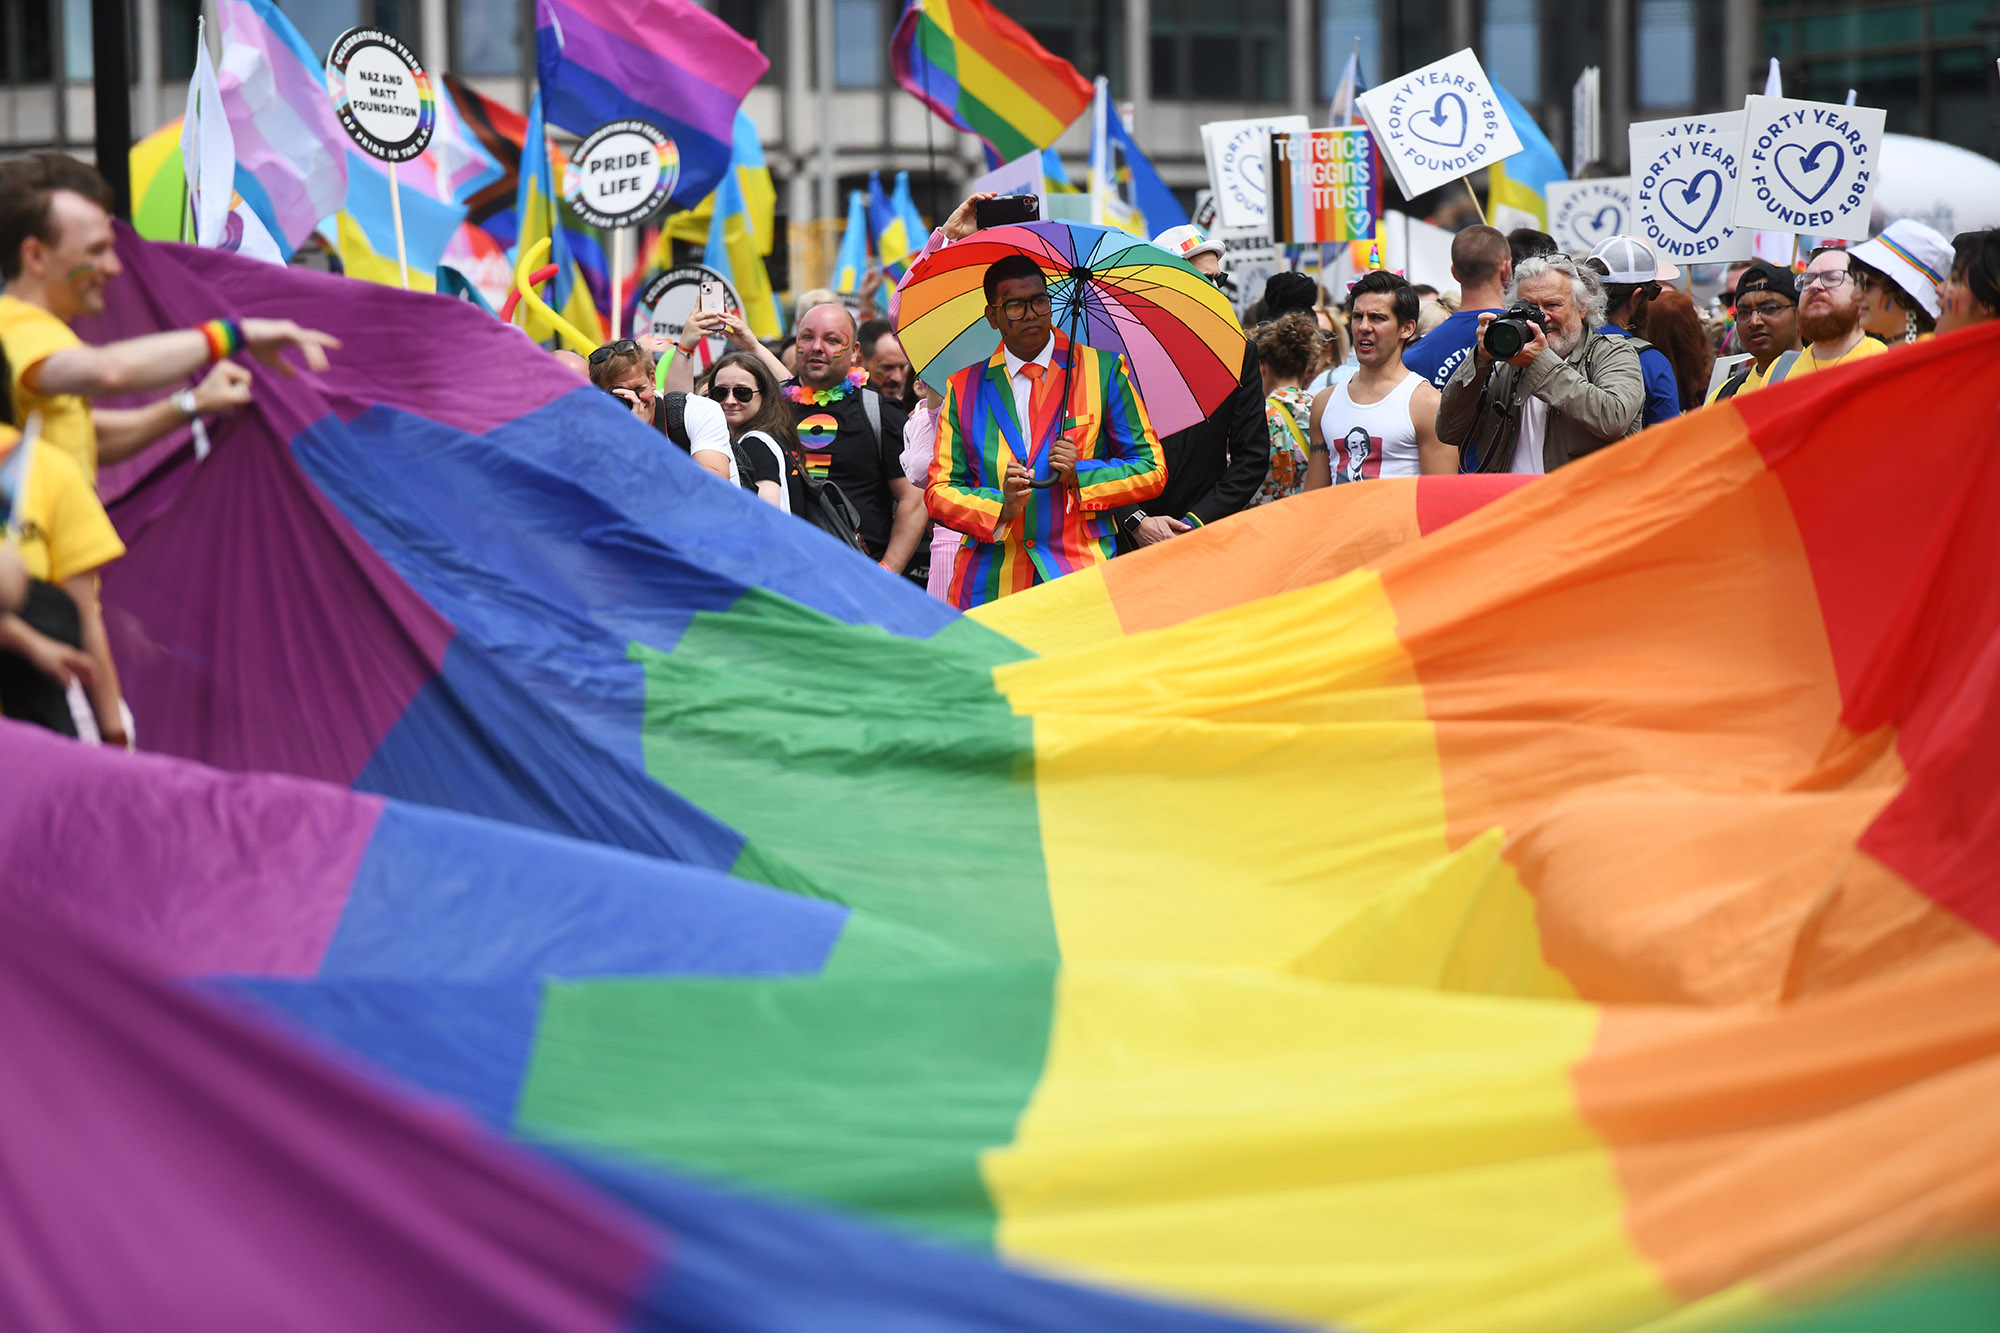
[345,151,469,276]
[834,189,871,293]
[555,1148,1303,1332]
[1106,113,1189,237]
[1041,147,1073,189]
[514,92,582,322]
[892,172,929,253]
[531,46,733,212]
[288,389,953,860]
[869,171,909,276]
[322,800,849,982]
[1494,81,1564,195]
[219,978,544,1132]
[235,0,320,72]
[231,167,290,261]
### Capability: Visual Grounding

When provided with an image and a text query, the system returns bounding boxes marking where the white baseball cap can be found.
[1153,224,1225,263]
[1847,219,1953,319]
[1587,235,1680,284]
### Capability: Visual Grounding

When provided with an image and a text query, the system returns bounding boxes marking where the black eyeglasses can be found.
[708,384,758,403]
[588,338,639,365]
[998,293,1053,320]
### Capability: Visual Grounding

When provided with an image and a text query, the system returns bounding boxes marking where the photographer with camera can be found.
[1437,254,1644,475]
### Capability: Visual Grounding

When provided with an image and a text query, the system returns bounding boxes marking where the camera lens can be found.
[1485,320,1525,359]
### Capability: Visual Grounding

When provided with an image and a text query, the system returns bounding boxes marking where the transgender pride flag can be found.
[534,0,767,211]
[216,0,349,253]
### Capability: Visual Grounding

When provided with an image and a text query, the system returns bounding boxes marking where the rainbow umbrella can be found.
[896,221,1245,437]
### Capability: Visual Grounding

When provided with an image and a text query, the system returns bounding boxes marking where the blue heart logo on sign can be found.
[1576,205,1624,246]
[1774,140,1844,206]
[1408,93,1469,149]
[1661,170,1723,233]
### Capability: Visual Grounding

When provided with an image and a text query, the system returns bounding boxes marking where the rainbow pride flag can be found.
[892,0,1093,168]
[62,229,2000,1330]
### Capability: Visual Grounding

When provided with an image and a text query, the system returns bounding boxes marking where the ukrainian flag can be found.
[1487,82,1565,233]
[513,91,603,352]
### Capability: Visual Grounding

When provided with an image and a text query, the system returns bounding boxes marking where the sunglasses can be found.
[588,338,640,365]
[708,384,758,403]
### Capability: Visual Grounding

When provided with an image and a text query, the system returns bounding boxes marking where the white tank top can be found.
[1318,370,1422,483]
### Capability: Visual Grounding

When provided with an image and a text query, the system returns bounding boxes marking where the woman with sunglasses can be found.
[591,339,739,485]
[702,351,807,514]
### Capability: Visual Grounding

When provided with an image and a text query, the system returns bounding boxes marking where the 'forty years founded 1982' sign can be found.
[564,121,681,230]
[1356,48,1524,199]
[325,29,435,163]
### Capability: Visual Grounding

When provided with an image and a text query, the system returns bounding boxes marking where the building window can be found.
[716,0,783,83]
[4,0,57,83]
[454,0,520,75]
[833,0,881,88]
[1152,0,1286,102]
[162,0,200,80]
[1635,0,1696,107]
[1481,0,1540,104]
[276,0,420,72]
[1320,0,1380,103]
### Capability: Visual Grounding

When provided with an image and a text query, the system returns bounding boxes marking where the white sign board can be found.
[1630,112,1753,265]
[1731,95,1886,242]
[325,28,435,163]
[1200,115,1309,233]
[564,120,679,230]
[1546,178,1634,253]
[1570,66,1600,177]
[1356,48,1524,199]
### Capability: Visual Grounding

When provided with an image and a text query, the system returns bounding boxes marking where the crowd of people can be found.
[4,145,1998,743]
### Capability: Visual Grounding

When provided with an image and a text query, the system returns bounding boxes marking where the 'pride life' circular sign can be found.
[326,29,435,163]
[565,120,680,230]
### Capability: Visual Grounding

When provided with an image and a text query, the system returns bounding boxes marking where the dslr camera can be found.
[1482,303,1547,360]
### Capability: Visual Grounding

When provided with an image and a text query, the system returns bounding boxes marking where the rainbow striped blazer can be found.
[925,336,1164,608]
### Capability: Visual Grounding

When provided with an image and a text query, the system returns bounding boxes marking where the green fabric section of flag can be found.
[1743,1252,2000,1332]
[629,589,1056,967]
[913,18,1036,164]
[514,964,1059,1246]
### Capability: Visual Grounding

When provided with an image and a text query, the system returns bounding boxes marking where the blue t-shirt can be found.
[1402,308,1502,390]
[1596,323,1681,428]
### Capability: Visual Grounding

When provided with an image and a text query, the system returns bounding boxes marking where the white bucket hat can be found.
[1848,219,1953,319]
[1152,224,1225,263]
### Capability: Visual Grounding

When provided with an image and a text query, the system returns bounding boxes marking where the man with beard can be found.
[1777,247,1887,384]
[1438,253,1644,475]
[1303,270,1448,486]
[1706,263,1801,402]
[1586,236,1681,428]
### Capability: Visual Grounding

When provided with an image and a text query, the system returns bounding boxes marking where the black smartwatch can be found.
[1120,509,1150,537]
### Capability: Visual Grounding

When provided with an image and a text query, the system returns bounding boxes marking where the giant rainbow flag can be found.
[29,228,2000,1329]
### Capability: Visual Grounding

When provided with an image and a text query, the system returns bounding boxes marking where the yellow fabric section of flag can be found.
[983,965,1669,1332]
[955,45,1075,148]
[336,211,437,293]
[1488,158,1549,229]
[968,563,1122,657]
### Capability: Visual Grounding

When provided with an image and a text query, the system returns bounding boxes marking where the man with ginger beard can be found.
[1776,247,1887,384]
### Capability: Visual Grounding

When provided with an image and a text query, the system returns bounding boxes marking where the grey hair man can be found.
[1435,253,1644,475]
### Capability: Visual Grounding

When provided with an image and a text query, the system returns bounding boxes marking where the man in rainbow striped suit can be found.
[925,255,1164,609]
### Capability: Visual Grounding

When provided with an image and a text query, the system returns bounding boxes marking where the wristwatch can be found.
[171,388,199,420]
[1120,508,1150,537]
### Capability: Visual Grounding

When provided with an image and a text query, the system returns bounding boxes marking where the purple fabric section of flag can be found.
[215,0,350,250]
[543,0,767,94]
[0,905,660,1330]
[76,232,581,784]
[536,3,750,140]
[0,721,378,978]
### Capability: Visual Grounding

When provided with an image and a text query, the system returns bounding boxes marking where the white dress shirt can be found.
[1001,336,1057,460]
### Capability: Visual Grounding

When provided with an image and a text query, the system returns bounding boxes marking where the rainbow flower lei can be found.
[785,367,868,406]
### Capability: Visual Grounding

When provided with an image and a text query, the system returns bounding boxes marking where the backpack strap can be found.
[1714,360,1757,401]
[1764,349,1805,385]
[860,387,886,471]
[664,392,690,450]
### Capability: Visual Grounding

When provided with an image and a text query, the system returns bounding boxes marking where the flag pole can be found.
[611,228,625,341]
[1463,175,1487,225]
[387,161,411,290]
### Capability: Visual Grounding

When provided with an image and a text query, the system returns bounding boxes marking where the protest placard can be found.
[1268,127,1380,245]
[1355,48,1524,199]
[1546,178,1634,253]
[1200,115,1309,234]
[1630,112,1754,265]
[1730,95,1887,242]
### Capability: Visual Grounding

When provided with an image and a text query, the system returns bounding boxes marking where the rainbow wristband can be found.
[199,319,244,362]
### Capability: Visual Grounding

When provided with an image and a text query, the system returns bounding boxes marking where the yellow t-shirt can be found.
[1,425,124,583]
[1779,334,1888,382]
[0,295,96,484]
